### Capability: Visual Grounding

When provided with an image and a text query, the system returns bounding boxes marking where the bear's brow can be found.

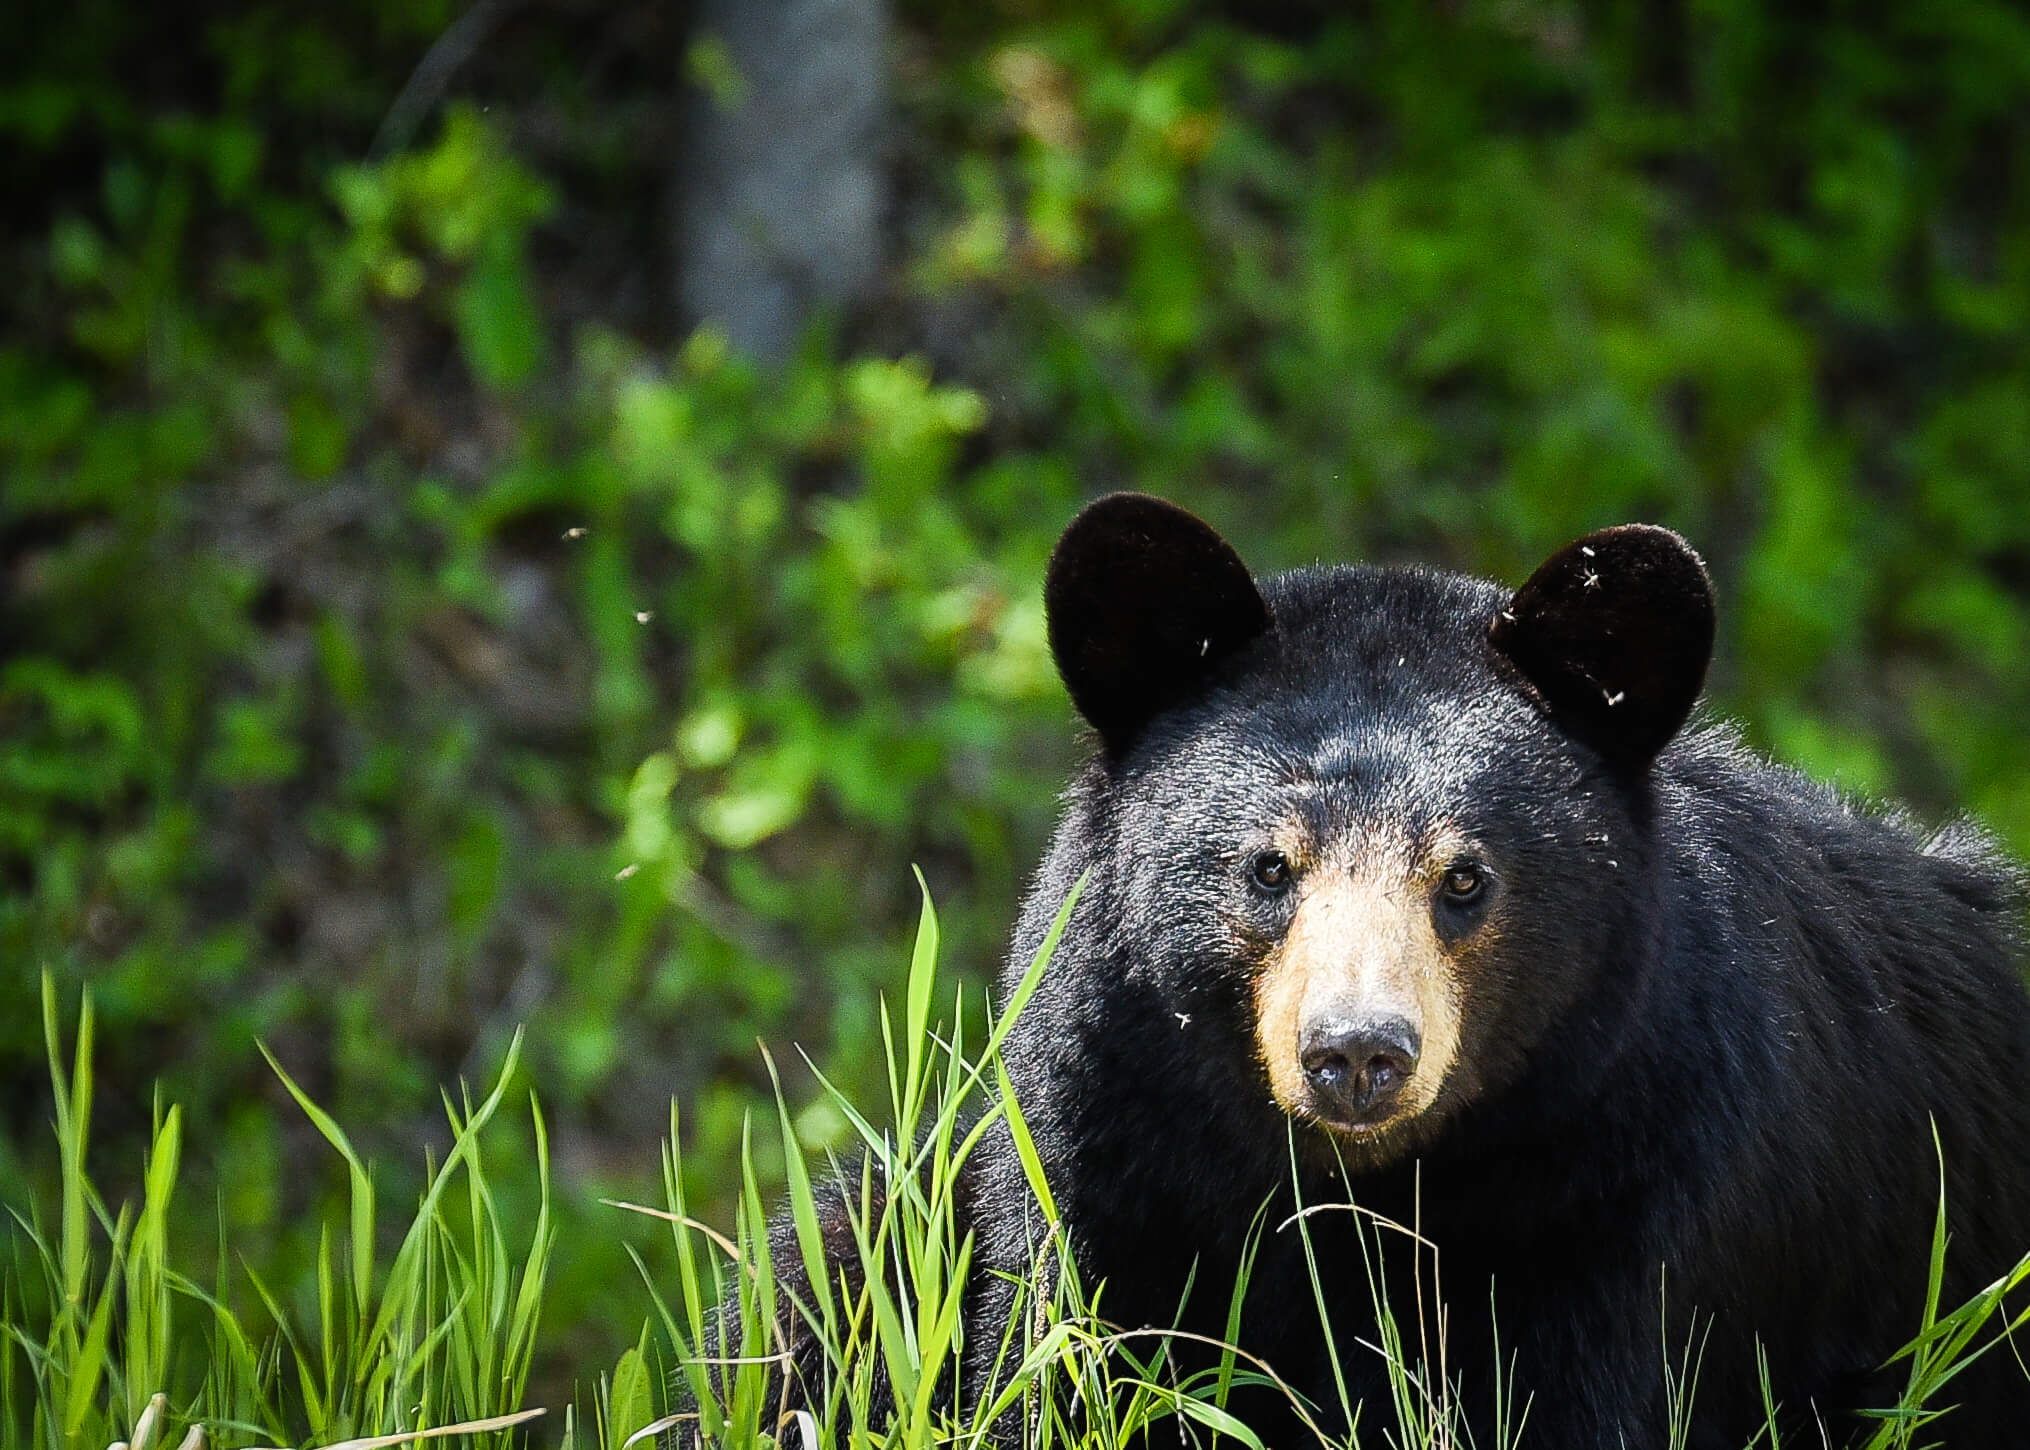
[1299,719,1435,783]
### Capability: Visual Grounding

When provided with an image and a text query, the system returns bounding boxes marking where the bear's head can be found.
[1042,493,1714,1170]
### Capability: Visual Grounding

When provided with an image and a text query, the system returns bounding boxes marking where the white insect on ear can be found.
[1488,524,1714,771]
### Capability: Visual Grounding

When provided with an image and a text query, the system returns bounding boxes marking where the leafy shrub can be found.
[5,0,2030,1410]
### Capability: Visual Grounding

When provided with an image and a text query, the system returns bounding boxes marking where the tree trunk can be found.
[676,0,889,362]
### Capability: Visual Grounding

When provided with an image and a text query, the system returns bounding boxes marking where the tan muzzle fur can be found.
[1254,860,1464,1131]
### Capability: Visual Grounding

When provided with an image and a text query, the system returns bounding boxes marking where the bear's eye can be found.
[1247,850,1294,894]
[1440,862,1486,903]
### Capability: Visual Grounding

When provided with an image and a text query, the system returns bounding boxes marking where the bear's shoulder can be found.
[1660,725,2024,920]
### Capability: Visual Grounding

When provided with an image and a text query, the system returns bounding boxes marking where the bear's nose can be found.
[1299,1016,1421,1123]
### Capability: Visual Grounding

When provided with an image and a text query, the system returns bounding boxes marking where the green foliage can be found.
[3,979,551,1448]
[5,0,2030,1416]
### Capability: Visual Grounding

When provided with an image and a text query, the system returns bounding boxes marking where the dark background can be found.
[5,0,2029,1416]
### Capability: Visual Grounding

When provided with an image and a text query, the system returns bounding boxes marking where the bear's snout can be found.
[1253,862,1464,1138]
[1299,1014,1420,1124]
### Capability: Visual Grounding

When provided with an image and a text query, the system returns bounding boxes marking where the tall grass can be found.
[626,874,1321,1450]
[8,888,2030,1449]
[2,977,551,1450]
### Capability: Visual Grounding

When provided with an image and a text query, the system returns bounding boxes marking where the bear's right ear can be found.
[1045,493,1271,756]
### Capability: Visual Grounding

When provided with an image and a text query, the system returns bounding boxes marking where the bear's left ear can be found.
[1489,525,1714,772]
[1046,492,1271,756]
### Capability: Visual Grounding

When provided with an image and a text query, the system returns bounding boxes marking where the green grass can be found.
[3,976,552,1450]
[8,889,2030,1449]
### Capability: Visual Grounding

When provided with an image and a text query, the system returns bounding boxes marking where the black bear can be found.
[737,493,2030,1448]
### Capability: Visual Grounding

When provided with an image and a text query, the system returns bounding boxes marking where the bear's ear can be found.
[1045,493,1271,755]
[1489,525,1714,772]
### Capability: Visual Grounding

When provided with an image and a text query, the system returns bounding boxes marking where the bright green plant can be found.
[2,977,553,1449]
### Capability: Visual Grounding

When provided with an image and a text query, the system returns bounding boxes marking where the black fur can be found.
[1490,523,1715,772]
[1045,492,1271,756]
[727,495,2030,1448]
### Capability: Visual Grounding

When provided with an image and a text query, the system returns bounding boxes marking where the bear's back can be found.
[1640,730,2030,1437]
